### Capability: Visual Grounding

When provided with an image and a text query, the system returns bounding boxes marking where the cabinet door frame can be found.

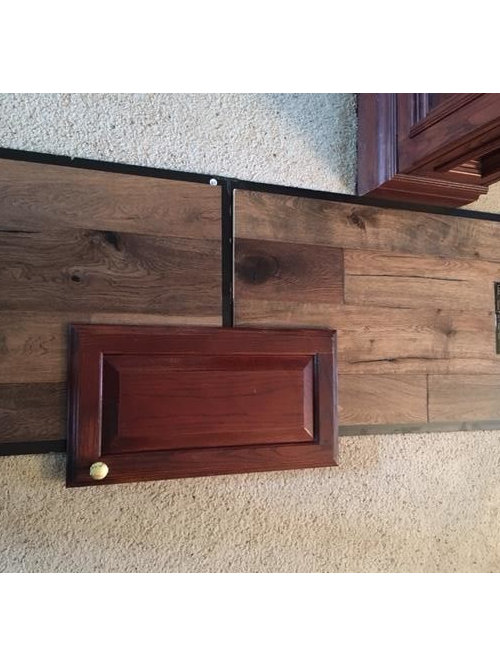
[67,324,338,487]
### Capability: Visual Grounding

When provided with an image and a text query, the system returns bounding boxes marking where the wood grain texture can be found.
[428,374,500,422]
[67,325,337,486]
[356,93,488,206]
[338,375,427,425]
[345,274,490,310]
[358,173,487,208]
[234,189,500,429]
[0,158,223,451]
[103,354,315,451]
[345,249,499,310]
[0,312,221,384]
[235,301,498,375]
[0,383,66,444]
[0,158,221,239]
[0,229,220,316]
[398,93,500,174]
[235,239,343,304]
[344,249,500,283]
[235,189,500,262]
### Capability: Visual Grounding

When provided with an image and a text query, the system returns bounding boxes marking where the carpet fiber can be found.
[1,432,499,572]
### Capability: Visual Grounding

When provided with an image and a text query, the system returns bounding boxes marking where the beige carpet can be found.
[1,431,499,572]
[464,180,500,214]
[0,93,357,193]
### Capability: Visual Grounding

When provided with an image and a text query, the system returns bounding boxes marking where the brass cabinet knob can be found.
[89,461,109,481]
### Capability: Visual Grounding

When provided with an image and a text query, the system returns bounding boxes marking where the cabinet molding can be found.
[357,93,500,206]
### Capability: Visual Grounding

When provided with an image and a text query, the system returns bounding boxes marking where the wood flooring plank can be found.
[0,312,221,384]
[338,375,427,425]
[0,158,221,239]
[235,189,500,263]
[344,274,490,310]
[428,374,500,422]
[235,300,499,375]
[235,239,343,304]
[0,383,66,443]
[0,230,220,316]
[344,249,500,282]
[344,248,498,311]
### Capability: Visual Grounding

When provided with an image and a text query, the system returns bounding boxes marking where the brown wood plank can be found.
[235,239,343,304]
[344,249,500,282]
[0,383,66,443]
[428,374,500,422]
[0,230,220,315]
[0,312,221,384]
[338,375,427,425]
[235,300,499,375]
[344,274,490,310]
[344,248,498,310]
[235,189,500,262]
[0,158,221,239]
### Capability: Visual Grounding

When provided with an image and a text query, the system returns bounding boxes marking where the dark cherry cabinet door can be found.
[67,325,337,486]
[357,93,500,206]
[397,93,500,176]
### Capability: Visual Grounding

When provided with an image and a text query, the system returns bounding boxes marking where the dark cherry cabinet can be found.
[67,325,338,486]
[357,93,500,207]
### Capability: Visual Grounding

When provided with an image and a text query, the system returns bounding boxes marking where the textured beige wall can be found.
[0,93,499,573]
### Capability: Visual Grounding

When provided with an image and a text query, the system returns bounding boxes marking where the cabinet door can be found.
[67,325,337,486]
[357,93,500,206]
[397,93,500,177]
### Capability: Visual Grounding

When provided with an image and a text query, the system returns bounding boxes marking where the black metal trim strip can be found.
[228,177,500,222]
[221,179,234,327]
[339,421,500,437]
[0,440,66,456]
[4,419,500,456]
[0,147,219,185]
[2,146,500,222]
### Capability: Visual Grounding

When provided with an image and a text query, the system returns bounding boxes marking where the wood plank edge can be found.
[339,420,500,436]
[0,440,66,456]
[3,419,500,456]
